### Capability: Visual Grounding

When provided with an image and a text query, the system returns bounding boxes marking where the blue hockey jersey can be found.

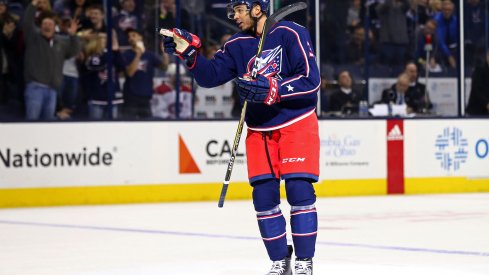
[190,21,320,130]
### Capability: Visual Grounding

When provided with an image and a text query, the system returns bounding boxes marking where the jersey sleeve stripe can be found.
[280,82,320,98]
[216,36,255,54]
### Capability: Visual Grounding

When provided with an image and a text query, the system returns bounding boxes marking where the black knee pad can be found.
[251,179,281,212]
[285,178,316,206]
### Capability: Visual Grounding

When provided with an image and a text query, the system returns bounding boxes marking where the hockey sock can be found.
[257,206,288,261]
[290,204,317,259]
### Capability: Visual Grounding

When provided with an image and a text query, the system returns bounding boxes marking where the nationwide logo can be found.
[434,127,468,172]
[179,135,201,174]
[387,124,403,141]
[0,147,114,168]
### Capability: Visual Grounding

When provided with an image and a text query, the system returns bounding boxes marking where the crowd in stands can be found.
[0,0,488,121]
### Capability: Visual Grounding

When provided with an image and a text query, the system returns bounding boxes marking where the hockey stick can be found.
[217,2,308,208]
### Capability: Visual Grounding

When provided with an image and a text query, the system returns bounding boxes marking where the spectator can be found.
[464,0,486,67]
[430,0,443,13]
[57,15,81,120]
[114,0,143,50]
[122,28,167,119]
[406,0,431,26]
[433,0,458,69]
[78,3,106,39]
[0,9,24,113]
[328,70,361,115]
[145,0,189,52]
[416,19,443,73]
[466,51,489,116]
[376,0,410,66]
[23,0,80,120]
[380,73,415,114]
[360,0,382,39]
[347,0,361,31]
[345,24,377,65]
[404,62,432,112]
[34,0,52,26]
[321,0,349,64]
[79,31,124,119]
[416,19,439,64]
[54,0,91,30]
[152,63,192,119]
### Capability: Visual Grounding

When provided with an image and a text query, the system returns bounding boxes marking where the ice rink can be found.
[1,193,488,275]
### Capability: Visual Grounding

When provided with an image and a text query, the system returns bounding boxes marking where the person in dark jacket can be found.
[404,62,432,113]
[80,32,124,119]
[329,70,361,115]
[23,0,80,120]
[466,51,489,116]
[380,73,416,114]
[122,28,166,119]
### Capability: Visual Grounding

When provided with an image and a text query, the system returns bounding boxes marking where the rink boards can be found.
[1,119,488,207]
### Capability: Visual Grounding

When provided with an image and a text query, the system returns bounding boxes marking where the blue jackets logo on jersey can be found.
[247,46,283,78]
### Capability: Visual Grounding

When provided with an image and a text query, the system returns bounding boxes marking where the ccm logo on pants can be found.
[282,158,306,164]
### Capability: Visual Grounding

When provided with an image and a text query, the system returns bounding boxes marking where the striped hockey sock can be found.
[257,206,288,261]
[290,204,317,258]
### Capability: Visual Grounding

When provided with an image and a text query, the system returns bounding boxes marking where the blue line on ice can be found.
[1,219,488,257]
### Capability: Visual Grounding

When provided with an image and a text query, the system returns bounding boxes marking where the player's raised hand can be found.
[159,28,201,66]
[235,74,281,106]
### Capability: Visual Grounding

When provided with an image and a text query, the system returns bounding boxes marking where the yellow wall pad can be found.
[405,177,489,194]
[1,179,388,208]
[0,183,254,208]
[315,179,387,197]
[3,178,488,208]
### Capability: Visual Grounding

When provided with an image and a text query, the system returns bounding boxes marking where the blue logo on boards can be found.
[434,127,469,171]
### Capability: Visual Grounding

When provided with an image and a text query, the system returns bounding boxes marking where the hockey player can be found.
[163,1,319,274]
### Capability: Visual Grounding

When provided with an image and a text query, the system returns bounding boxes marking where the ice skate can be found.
[265,245,293,275]
[294,258,313,275]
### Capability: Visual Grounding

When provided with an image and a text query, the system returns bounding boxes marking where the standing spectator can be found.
[114,0,143,50]
[430,0,443,13]
[122,28,167,119]
[54,0,91,30]
[328,70,361,115]
[145,0,189,52]
[345,24,378,65]
[404,62,432,112]
[406,0,431,27]
[1,10,24,114]
[57,15,81,120]
[23,0,80,120]
[360,0,382,40]
[433,0,458,69]
[80,32,124,119]
[78,3,106,38]
[321,0,349,64]
[416,19,441,70]
[347,0,361,31]
[376,0,410,66]
[34,0,52,26]
[464,0,486,67]
[466,51,489,116]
